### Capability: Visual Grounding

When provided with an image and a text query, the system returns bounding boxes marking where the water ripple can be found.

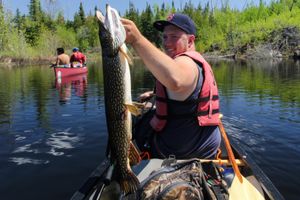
[10,128,84,164]
[9,157,49,165]
[46,128,82,156]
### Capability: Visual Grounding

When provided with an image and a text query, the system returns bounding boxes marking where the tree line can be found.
[0,0,300,60]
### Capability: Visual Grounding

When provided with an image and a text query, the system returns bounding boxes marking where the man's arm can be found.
[121,18,198,100]
[122,19,197,91]
[138,91,154,102]
[55,56,60,65]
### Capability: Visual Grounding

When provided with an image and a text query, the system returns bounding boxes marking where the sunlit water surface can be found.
[0,59,299,199]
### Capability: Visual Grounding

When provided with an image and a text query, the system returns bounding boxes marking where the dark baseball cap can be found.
[153,13,196,35]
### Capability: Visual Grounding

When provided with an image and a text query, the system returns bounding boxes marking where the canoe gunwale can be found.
[53,66,88,78]
[70,158,110,200]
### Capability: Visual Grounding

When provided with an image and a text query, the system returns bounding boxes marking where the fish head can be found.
[96,4,126,55]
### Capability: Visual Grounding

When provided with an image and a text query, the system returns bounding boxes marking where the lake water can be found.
[0,59,299,200]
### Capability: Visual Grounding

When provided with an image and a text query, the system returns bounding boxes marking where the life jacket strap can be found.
[156,95,219,104]
[197,109,219,116]
[155,109,220,120]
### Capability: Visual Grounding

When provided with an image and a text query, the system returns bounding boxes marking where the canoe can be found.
[54,66,88,78]
[71,135,284,200]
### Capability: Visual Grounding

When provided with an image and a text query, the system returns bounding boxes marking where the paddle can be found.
[219,114,243,183]
[218,115,268,200]
[49,63,56,68]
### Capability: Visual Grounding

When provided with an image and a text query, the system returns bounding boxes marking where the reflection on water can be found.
[0,60,299,199]
[55,73,88,103]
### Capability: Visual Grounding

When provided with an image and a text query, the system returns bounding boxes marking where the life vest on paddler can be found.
[150,51,220,132]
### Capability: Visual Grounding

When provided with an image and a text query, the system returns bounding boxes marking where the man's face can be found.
[162,25,190,58]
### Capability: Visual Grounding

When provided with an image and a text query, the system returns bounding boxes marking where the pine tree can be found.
[73,2,85,30]
[28,0,42,21]
[56,11,65,25]
[125,1,139,24]
[153,4,162,46]
[79,2,85,23]
[140,3,155,43]
[13,9,22,31]
[0,2,7,51]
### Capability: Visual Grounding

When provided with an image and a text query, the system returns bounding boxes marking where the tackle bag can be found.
[138,158,229,200]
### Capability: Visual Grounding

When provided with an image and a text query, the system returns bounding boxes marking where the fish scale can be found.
[96,5,140,195]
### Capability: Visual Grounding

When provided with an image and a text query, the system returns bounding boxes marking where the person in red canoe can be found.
[54,47,70,67]
[70,47,86,68]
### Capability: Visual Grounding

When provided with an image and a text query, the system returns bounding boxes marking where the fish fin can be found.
[129,141,141,165]
[125,103,143,116]
[120,44,133,65]
[132,101,146,109]
[120,169,140,194]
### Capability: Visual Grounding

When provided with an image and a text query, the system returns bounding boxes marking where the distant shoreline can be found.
[1,46,299,67]
[0,53,101,67]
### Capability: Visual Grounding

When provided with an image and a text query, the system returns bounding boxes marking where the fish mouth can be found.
[96,9,105,24]
[97,4,126,50]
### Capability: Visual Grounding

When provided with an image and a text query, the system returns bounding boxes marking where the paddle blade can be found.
[228,176,265,200]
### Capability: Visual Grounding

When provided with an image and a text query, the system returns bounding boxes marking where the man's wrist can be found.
[131,35,145,49]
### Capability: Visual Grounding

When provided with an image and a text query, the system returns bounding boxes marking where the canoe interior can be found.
[71,139,284,200]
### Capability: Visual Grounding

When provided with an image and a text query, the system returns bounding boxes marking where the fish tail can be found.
[120,170,140,194]
[129,141,141,165]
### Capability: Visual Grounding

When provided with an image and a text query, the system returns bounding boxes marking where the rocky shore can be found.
[0,56,55,66]
[204,26,300,60]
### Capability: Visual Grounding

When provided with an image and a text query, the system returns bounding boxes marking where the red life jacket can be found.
[70,52,86,64]
[150,51,220,132]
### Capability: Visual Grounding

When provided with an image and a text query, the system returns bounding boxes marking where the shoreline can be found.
[0,54,101,67]
[1,48,299,67]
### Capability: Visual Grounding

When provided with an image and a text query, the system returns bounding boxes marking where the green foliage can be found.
[56,11,65,25]
[28,0,42,22]
[73,13,83,30]
[79,2,85,23]
[2,0,300,59]
[73,2,86,30]
[13,9,22,31]
[55,25,76,50]
[7,30,30,58]
[0,5,8,52]
[76,26,90,51]
[124,1,139,24]
[139,4,155,41]
[83,15,100,49]
[24,20,42,46]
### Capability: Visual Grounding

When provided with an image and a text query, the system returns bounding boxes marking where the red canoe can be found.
[54,66,88,78]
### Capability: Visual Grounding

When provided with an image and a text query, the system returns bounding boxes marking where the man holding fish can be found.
[121,13,221,159]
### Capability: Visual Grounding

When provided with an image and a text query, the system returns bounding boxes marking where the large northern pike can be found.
[96,5,140,194]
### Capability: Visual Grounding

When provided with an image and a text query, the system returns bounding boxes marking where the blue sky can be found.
[3,0,270,19]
